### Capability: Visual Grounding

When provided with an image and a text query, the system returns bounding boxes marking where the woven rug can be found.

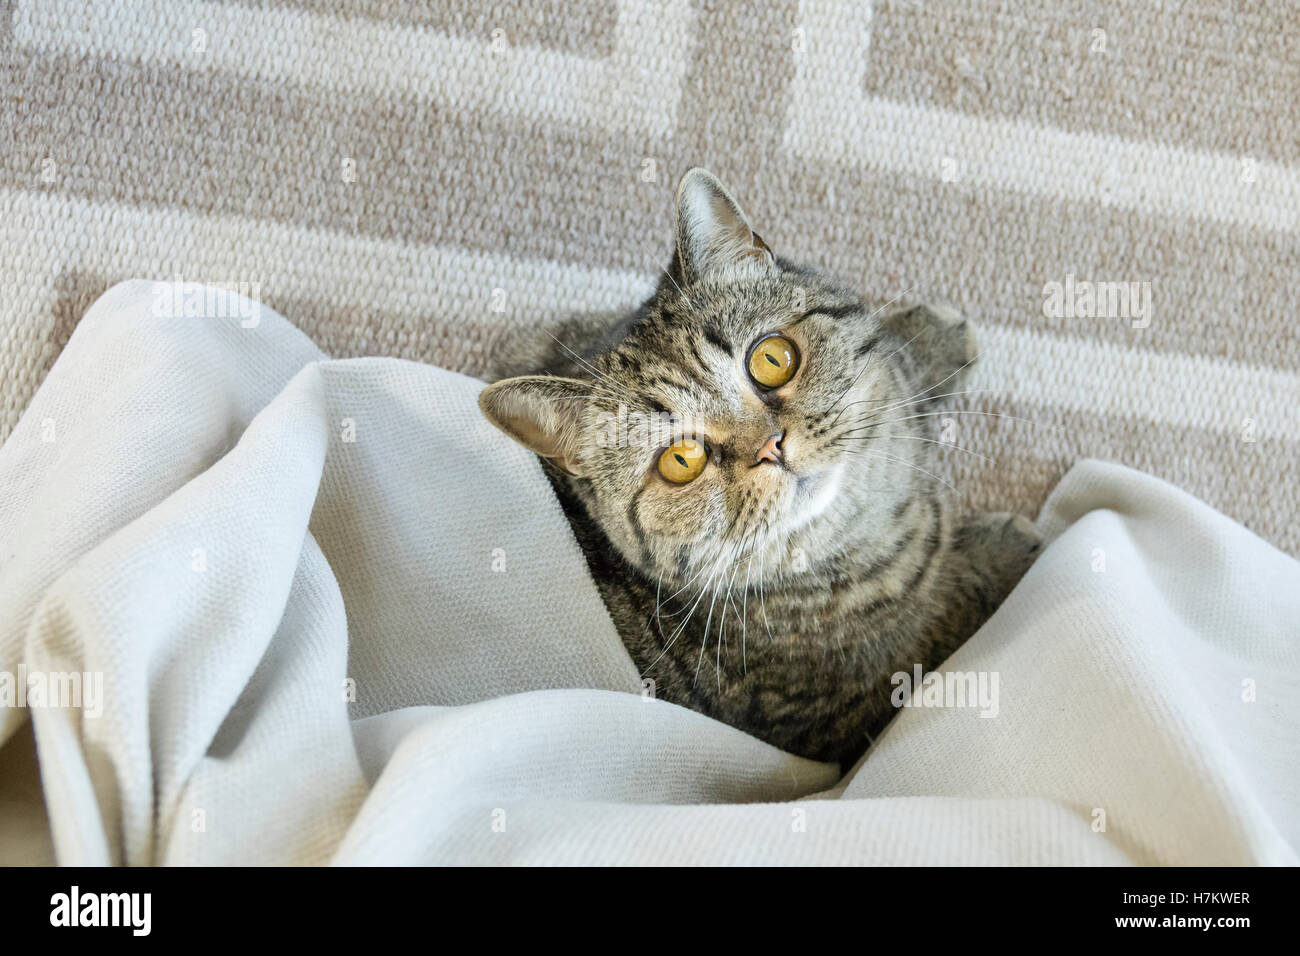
[1,0,1296,554]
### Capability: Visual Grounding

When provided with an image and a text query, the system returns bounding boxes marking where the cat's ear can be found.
[478,376,590,476]
[672,167,775,285]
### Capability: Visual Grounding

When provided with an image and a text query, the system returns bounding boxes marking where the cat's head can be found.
[480,168,905,584]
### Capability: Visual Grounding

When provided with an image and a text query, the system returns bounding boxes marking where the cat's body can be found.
[481,170,1041,767]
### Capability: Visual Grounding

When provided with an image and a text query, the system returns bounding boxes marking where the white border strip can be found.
[785,0,1300,233]
[1,186,1296,440]
[13,0,694,138]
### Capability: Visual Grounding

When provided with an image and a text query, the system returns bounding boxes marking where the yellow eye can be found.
[658,439,709,483]
[748,335,799,388]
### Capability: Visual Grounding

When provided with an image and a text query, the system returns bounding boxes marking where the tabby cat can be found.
[480,168,1041,767]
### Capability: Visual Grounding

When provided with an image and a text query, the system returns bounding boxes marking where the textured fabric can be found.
[0,282,1296,865]
[1,0,1297,556]
[0,281,640,864]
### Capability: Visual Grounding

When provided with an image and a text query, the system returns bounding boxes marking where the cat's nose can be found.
[755,431,784,464]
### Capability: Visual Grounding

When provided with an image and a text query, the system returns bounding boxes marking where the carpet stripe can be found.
[785,0,1300,233]
[12,0,694,137]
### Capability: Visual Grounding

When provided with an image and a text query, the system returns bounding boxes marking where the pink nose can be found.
[755,432,784,464]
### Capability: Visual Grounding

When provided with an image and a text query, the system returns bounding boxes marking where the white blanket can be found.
[0,281,1296,866]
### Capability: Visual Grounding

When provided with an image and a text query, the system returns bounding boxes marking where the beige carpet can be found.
[1,0,1296,554]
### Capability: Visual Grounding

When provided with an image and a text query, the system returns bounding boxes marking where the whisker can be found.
[655,512,759,671]
[843,446,960,495]
[856,350,986,423]
[832,386,999,428]
[661,267,692,306]
[836,431,997,464]
[826,322,981,430]
[757,516,775,643]
[660,539,730,605]
[695,542,737,685]
[847,408,1070,436]
[837,390,1024,439]
[654,569,665,639]
[866,283,921,323]
[717,522,762,686]
[644,546,730,671]
[542,330,641,405]
[654,577,716,672]
[740,531,756,675]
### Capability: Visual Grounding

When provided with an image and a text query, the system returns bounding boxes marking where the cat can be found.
[479,168,1042,767]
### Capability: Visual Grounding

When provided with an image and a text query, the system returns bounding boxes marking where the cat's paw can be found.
[920,302,977,372]
[964,511,1043,594]
[880,302,977,393]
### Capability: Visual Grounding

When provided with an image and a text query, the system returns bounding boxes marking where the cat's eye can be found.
[747,334,799,389]
[658,439,708,483]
